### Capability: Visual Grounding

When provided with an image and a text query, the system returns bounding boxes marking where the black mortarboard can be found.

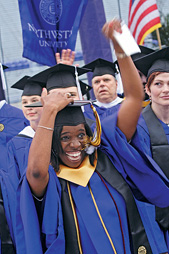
[11,76,45,96]
[25,99,101,146]
[54,101,102,147]
[2,65,8,70]
[79,80,92,95]
[24,100,95,108]
[131,45,155,61]
[29,63,91,94]
[54,106,86,127]
[82,58,117,78]
[134,47,169,80]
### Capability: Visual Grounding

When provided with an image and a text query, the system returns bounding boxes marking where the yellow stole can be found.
[56,152,97,187]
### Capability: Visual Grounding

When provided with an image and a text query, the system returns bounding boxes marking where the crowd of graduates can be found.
[1,18,169,254]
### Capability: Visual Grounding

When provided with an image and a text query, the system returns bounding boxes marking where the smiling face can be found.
[146,72,169,108]
[58,124,87,168]
[92,74,118,103]
[22,95,43,123]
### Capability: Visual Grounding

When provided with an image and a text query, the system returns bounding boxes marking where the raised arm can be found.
[102,19,144,141]
[26,89,73,197]
[55,49,75,65]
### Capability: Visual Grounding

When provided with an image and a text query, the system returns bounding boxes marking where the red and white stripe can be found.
[128,0,161,44]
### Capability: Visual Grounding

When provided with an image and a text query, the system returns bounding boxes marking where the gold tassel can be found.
[89,104,102,147]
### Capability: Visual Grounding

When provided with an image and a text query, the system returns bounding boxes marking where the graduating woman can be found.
[0,68,29,171]
[0,72,29,254]
[132,47,169,251]
[7,68,92,193]
[0,77,45,254]
[16,19,169,254]
[6,76,44,190]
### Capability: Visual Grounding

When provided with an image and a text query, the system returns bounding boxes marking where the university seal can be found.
[39,0,62,25]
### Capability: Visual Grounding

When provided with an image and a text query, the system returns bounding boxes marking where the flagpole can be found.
[117,0,122,19]
[0,29,10,103]
[156,28,162,49]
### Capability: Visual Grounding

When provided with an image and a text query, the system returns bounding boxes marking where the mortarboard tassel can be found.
[89,104,102,147]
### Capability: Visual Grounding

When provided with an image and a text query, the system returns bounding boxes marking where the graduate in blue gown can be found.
[0,101,29,170]
[0,169,17,254]
[83,58,123,121]
[83,36,169,253]
[132,46,169,250]
[15,19,169,254]
[7,71,93,193]
[0,76,44,253]
[7,76,44,190]
[131,45,155,108]
[0,66,24,253]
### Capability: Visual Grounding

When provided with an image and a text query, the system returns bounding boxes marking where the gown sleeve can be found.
[100,111,169,208]
[15,166,65,254]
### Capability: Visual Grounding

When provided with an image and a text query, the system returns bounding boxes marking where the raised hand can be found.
[102,18,123,53]
[41,88,74,115]
[55,49,75,65]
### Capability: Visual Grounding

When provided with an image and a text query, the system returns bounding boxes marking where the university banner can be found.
[79,0,114,99]
[18,0,88,66]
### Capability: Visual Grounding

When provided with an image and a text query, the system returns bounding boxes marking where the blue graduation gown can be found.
[100,112,169,206]
[0,169,16,253]
[16,168,65,254]
[84,102,121,121]
[69,173,168,253]
[132,113,169,250]
[0,103,29,170]
[68,173,131,253]
[133,114,169,156]
[7,128,33,190]
[16,111,169,253]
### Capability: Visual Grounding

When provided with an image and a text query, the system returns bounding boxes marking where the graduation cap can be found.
[24,99,96,108]
[2,65,8,70]
[134,47,169,80]
[79,80,92,95]
[82,58,117,78]
[11,76,46,96]
[54,106,86,127]
[131,45,155,61]
[54,101,101,147]
[29,63,91,95]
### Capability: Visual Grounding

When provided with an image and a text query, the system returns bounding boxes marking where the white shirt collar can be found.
[94,97,123,108]
[0,100,6,109]
[19,126,35,138]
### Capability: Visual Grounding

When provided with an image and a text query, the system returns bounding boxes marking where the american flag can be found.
[128,0,161,45]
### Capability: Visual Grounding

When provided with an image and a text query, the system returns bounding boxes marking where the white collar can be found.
[0,100,6,109]
[94,97,123,108]
[19,126,35,138]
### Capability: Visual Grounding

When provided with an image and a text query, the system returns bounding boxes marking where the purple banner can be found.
[18,0,88,66]
[79,0,113,98]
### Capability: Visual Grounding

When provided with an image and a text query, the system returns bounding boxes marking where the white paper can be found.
[113,22,141,56]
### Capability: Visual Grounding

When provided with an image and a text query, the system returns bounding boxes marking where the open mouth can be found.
[65,151,81,161]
